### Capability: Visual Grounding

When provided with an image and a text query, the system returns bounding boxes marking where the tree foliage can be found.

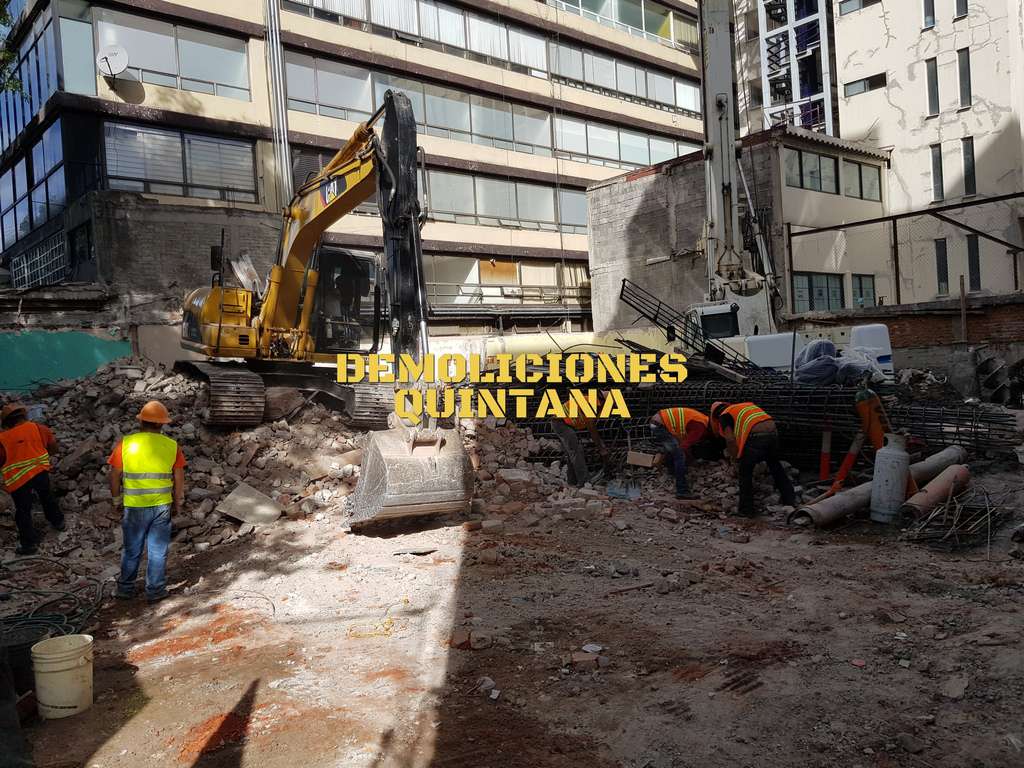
[0,1,21,93]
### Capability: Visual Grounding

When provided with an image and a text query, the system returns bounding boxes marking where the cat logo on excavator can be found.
[321,176,347,207]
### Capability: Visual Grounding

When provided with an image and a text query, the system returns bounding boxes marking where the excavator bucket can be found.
[346,426,473,528]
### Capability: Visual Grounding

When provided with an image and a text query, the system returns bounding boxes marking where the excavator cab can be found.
[313,246,380,353]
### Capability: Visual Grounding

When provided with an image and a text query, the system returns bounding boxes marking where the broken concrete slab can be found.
[216,482,284,525]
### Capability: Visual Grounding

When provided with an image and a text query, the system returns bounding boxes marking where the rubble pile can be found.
[464,421,802,538]
[894,368,964,403]
[0,360,364,573]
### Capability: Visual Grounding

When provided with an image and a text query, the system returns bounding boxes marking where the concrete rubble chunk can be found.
[216,482,284,525]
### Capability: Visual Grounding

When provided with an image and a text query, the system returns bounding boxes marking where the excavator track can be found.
[345,383,394,431]
[178,362,266,427]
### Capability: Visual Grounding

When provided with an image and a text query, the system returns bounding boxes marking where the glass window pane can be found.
[644,1,672,38]
[428,170,474,214]
[967,234,980,291]
[30,182,46,226]
[616,61,645,98]
[552,43,583,81]
[104,122,184,183]
[674,15,699,46]
[863,165,881,201]
[185,134,255,192]
[515,182,555,222]
[961,137,975,196]
[96,9,177,76]
[285,51,316,104]
[42,120,62,173]
[584,51,616,90]
[935,239,948,294]
[2,210,15,247]
[554,116,587,154]
[802,151,821,190]
[678,141,699,157]
[650,136,675,164]
[617,0,643,28]
[793,275,810,313]
[470,95,512,140]
[558,188,587,226]
[784,148,801,187]
[619,129,649,165]
[843,160,860,197]
[647,71,675,104]
[420,1,466,47]
[424,84,470,133]
[369,0,418,34]
[178,27,249,90]
[15,197,30,239]
[0,170,11,210]
[46,167,65,215]
[675,80,701,112]
[586,123,618,160]
[14,159,26,197]
[508,27,546,70]
[31,140,45,184]
[373,72,422,120]
[820,155,838,193]
[466,14,507,60]
[512,104,551,148]
[475,177,514,218]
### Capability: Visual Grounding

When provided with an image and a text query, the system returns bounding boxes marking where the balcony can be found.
[427,281,590,308]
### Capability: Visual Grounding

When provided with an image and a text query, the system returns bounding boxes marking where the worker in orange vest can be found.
[650,407,713,499]
[711,401,797,517]
[0,403,64,556]
[550,391,610,486]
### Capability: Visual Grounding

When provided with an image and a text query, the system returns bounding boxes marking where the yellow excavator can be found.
[178,91,472,527]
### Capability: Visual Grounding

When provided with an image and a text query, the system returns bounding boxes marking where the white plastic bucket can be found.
[31,634,94,719]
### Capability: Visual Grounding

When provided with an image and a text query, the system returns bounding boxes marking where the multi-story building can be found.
[0,0,704,347]
[834,0,1024,304]
[734,0,839,136]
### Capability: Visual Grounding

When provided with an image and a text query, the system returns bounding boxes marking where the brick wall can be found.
[86,191,282,325]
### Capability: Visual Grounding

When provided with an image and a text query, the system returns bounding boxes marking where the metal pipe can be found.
[899,464,970,519]
[788,446,968,528]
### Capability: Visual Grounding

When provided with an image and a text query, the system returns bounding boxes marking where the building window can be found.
[935,238,949,294]
[852,274,876,307]
[1,11,58,154]
[793,272,844,312]
[843,73,886,97]
[930,144,944,201]
[923,0,935,28]
[839,0,881,13]
[423,168,586,233]
[955,0,968,18]
[967,234,980,291]
[957,48,972,107]
[96,9,251,100]
[843,159,882,201]
[962,137,976,196]
[925,58,939,115]
[0,120,64,252]
[59,1,96,97]
[783,147,839,194]
[103,122,257,202]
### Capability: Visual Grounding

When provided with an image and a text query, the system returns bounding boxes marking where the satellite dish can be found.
[96,45,129,78]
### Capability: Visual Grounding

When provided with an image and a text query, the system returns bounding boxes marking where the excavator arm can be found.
[258,90,427,362]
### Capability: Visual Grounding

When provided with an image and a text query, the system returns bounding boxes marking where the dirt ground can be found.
[23,462,1024,768]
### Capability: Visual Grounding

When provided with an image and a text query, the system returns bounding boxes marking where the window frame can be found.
[957,47,972,108]
[843,72,886,98]
[961,136,976,196]
[935,238,949,295]
[792,271,845,313]
[923,0,936,28]
[930,144,944,202]
[783,147,840,195]
[843,159,882,202]
[851,274,876,308]
[967,234,981,292]
[925,57,939,116]
[954,0,968,19]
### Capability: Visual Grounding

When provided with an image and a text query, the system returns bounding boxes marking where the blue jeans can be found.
[652,424,689,495]
[118,504,171,599]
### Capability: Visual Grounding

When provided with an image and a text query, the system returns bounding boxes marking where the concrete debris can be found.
[216,482,284,525]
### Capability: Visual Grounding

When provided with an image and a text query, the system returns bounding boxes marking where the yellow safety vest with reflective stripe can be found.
[723,403,772,457]
[657,408,708,438]
[122,432,178,508]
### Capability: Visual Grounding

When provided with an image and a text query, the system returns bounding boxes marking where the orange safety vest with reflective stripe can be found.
[0,421,51,492]
[656,408,708,438]
[721,403,773,457]
[561,396,603,430]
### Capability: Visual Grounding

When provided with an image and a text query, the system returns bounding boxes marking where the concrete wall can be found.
[587,139,778,333]
[834,0,1024,303]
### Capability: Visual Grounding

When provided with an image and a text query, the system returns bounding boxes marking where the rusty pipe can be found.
[899,464,970,519]
[789,446,968,528]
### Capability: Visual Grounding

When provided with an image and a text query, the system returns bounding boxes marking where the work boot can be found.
[147,591,169,605]
[14,543,37,556]
[735,507,758,518]
[676,490,699,501]
[50,519,66,532]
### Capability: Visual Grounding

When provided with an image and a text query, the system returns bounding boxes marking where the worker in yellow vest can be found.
[711,402,797,517]
[649,407,712,499]
[108,400,186,603]
[550,391,610,487]
[0,402,64,556]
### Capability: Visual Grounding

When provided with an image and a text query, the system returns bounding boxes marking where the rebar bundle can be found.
[903,485,1019,552]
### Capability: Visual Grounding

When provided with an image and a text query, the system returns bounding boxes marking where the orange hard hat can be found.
[137,400,171,424]
[1,402,27,421]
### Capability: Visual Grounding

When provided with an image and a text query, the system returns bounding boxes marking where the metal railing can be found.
[427,281,589,306]
[546,0,700,56]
